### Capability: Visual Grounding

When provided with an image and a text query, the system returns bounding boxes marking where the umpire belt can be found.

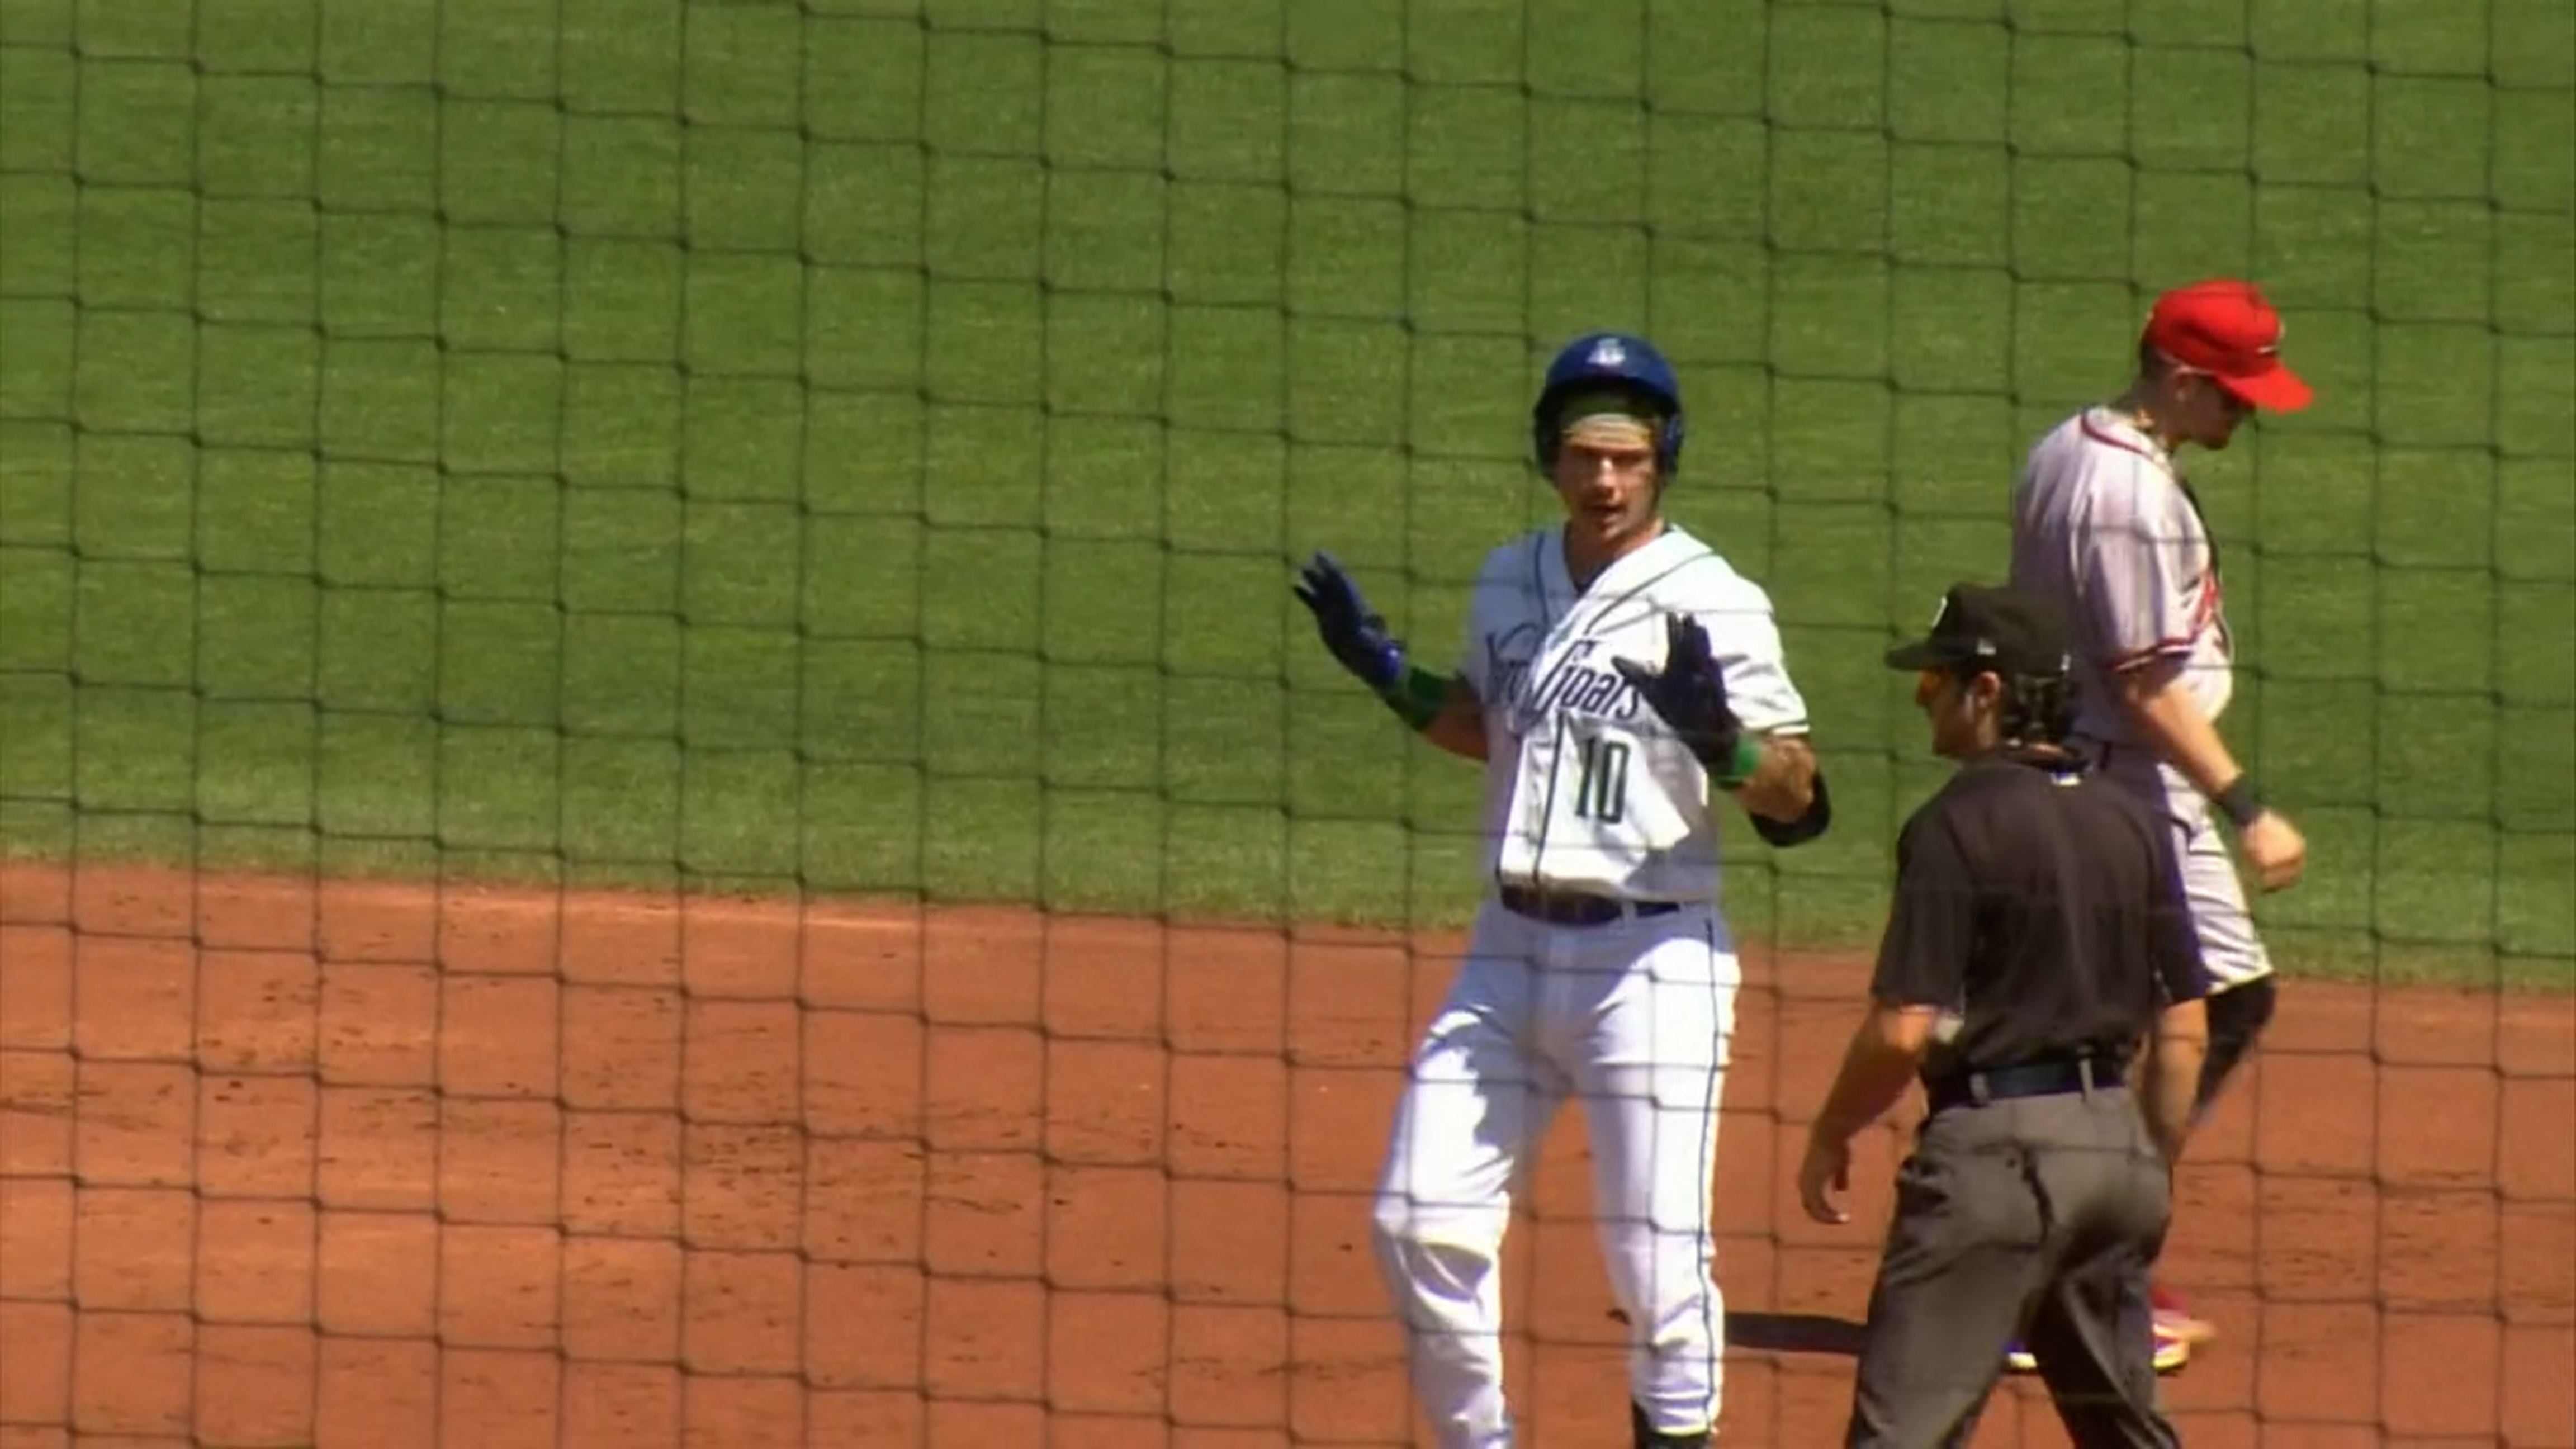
[1924,1055,2124,1115]
[1498,886,1683,929]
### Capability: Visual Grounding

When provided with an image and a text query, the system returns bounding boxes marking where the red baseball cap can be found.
[2142,279,2313,412]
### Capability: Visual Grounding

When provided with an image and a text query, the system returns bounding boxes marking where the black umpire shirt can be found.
[1871,747,2211,1080]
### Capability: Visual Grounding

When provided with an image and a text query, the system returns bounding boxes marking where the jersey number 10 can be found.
[1572,734,1631,825]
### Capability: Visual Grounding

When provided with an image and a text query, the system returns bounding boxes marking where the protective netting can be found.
[0,1,2569,1444]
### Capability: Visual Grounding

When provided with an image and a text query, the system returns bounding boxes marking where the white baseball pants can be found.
[1368,896,1738,1447]
[2092,747,2276,992]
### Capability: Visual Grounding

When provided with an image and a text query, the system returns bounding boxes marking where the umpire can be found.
[1795,583,2213,1448]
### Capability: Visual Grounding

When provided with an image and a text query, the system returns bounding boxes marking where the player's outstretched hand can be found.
[1290,550,1405,693]
[1612,613,1744,768]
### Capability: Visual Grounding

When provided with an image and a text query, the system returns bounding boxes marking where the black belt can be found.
[1924,1055,2124,1115]
[1498,885,1684,928]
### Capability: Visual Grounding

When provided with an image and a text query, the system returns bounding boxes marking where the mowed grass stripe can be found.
[0,0,2568,987]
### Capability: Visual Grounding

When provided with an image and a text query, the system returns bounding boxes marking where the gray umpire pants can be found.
[1845,1083,2180,1449]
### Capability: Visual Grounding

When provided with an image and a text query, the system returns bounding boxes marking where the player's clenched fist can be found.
[1613,613,1749,779]
[2238,809,2307,892]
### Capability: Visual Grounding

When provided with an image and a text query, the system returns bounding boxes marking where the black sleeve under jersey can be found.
[1868,803,1978,1008]
[2143,807,2213,1006]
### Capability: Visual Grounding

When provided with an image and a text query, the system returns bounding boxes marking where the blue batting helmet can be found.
[1530,331,1686,475]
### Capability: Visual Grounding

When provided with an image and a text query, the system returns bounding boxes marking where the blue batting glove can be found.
[1290,550,1405,692]
[1612,612,1748,774]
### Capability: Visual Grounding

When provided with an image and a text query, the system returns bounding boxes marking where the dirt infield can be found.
[1,863,2568,1448]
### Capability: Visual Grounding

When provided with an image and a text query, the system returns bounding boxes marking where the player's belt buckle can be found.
[1499,887,1680,928]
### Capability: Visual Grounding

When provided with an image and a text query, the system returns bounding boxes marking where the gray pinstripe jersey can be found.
[2007,408,2235,749]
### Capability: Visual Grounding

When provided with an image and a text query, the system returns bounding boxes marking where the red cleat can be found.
[2151,1284,2218,1347]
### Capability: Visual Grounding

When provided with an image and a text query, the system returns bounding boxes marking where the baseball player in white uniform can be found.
[2005,278,2314,1369]
[1290,332,1835,1447]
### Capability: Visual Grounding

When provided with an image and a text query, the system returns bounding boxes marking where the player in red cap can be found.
[2140,278,2313,415]
[2000,278,2315,1375]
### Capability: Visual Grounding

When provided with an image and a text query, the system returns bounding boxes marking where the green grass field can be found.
[1,0,2570,986]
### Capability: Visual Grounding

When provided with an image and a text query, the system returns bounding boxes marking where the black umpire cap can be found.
[1885,583,2074,679]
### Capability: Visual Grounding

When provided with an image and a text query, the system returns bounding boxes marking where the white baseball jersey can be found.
[1457,523,1809,905]
[2009,407,2278,991]
[2008,406,2234,746]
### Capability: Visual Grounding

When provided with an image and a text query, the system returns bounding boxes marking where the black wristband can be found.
[2212,775,2264,830]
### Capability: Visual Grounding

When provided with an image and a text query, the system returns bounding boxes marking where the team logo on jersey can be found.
[1487,629,1642,732]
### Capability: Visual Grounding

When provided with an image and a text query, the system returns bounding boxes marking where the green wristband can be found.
[1715,733,1764,789]
[1375,665,1447,732]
